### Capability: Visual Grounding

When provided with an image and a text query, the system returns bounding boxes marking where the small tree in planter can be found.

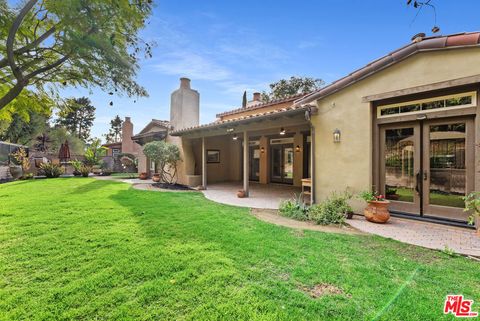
[143,141,181,184]
[83,139,107,175]
[10,148,31,179]
[359,190,390,223]
[464,192,480,232]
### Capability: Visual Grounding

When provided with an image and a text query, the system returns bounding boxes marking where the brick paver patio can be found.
[348,215,480,257]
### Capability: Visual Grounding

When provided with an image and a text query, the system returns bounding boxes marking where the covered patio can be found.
[202,182,301,209]
[171,103,317,205]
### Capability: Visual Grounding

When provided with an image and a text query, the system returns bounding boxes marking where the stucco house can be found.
[130,32,480,228]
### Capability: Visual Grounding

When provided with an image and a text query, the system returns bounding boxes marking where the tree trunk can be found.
[0,82,25,109]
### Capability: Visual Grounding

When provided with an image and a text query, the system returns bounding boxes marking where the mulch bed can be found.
[151,183,193,191]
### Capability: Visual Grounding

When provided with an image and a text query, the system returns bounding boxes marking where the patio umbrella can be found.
[58,140,71,171]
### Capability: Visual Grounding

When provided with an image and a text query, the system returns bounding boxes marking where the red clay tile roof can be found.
[294,32,480,106]
[171,104,309,136]
[216,92,307,118]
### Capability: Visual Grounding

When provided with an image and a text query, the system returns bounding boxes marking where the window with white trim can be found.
[377,92,476,118]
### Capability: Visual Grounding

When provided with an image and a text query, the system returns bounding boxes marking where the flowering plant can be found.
[359,190,387,202]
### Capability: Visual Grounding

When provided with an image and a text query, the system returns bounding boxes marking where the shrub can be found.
[309,192,352,225]
[279,193,309,221]
[70,159,83,175]
[464,192,480,225]
[143,141,181,184]
[79,165,91,177]
[40,163,64,178]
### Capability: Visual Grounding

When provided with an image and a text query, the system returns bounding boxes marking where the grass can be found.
[0,179,479,320]
[392,187,465,208]
[110,172,138,179]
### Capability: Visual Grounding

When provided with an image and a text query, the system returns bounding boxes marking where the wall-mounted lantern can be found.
[295,145,301,152]
[333,129,341,143]
[233,134,238,141]
[280,127,286,135]
[260,147,265,153]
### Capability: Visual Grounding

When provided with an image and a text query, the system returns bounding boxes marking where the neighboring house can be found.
[102,117,142,171]
[168,32,480,228]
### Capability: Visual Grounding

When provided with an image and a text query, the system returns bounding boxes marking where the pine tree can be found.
[56,97,96,142]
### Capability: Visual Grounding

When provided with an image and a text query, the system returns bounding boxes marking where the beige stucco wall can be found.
[311,47,480,212]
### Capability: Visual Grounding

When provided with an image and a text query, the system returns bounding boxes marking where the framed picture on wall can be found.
[207,150,220,163]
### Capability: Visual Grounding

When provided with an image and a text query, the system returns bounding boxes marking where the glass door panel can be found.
[283,147,294,183]
[380,124,421,215]
[270,144,294,184]
[423,120,473,222]
[271,146,282,182]
[249,146,260,181]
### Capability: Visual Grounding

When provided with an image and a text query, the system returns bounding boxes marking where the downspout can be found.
[310,123,315,205]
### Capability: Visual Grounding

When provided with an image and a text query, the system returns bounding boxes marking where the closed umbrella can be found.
[59,140,71,172]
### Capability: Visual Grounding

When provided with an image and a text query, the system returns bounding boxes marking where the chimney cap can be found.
[180,77,191,89]
[125,116,131,122]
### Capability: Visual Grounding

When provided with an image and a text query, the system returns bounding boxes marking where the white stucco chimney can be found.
[170,77,200,131]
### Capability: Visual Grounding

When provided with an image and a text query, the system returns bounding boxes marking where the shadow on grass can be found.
[69,178,123,195]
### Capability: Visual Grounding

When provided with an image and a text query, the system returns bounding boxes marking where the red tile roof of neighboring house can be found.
[216,93,307,118]
[171,104,310,136]
[294,32,480,106]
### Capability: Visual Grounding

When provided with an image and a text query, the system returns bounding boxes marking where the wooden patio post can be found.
[243,131,249,197]
[202,136,207,189]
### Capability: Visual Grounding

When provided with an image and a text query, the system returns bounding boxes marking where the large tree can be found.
[261,76,324,102]
[0,0,153,112]
[104,115,123,143]
[0,109,49,144]
[56,97,95,141]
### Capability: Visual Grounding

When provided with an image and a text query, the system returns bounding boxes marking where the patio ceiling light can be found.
[333,129,341,143]
[233,134,238,140]
[260,147,265,153]
[295,145,301,152]
[280,127,286,135]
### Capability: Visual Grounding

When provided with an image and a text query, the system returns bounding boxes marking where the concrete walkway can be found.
[202,182,301,209]
[348,215,480,257]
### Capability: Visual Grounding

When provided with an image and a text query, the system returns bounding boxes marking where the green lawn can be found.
[0,179,479,320]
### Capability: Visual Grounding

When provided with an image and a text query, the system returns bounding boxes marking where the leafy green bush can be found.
[79,165,91,177]
[40,163,64,178]
[278,193,309,221]
[309,192,352,225]
[464,192,480,225]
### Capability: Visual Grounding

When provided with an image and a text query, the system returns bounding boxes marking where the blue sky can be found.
[58,0,480,139]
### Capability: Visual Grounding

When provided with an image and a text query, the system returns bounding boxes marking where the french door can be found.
[271,144,294,184]
[249,146,260,181]
[379,117,474,222]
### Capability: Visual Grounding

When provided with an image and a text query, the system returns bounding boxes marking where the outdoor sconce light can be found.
[260,147,265,153]
[295,145,301,152]
[280,127,286,135]
[233,134,238,141]
[333,129,341,143]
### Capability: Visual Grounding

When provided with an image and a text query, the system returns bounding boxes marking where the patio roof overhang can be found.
[170,105,316,139]
[131,131,168,145]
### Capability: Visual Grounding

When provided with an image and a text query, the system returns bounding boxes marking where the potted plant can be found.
[152,173,161,182]
[139,172,148,180]
[237,190,246,198]
[359,190,390,223]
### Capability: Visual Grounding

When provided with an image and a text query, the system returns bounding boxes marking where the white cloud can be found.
[152,51,231,81]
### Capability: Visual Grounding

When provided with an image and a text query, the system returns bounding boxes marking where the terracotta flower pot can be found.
[152,174,161,182]
[364,200,390,223]
[139,172,148,180]
[237,190,246,198]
